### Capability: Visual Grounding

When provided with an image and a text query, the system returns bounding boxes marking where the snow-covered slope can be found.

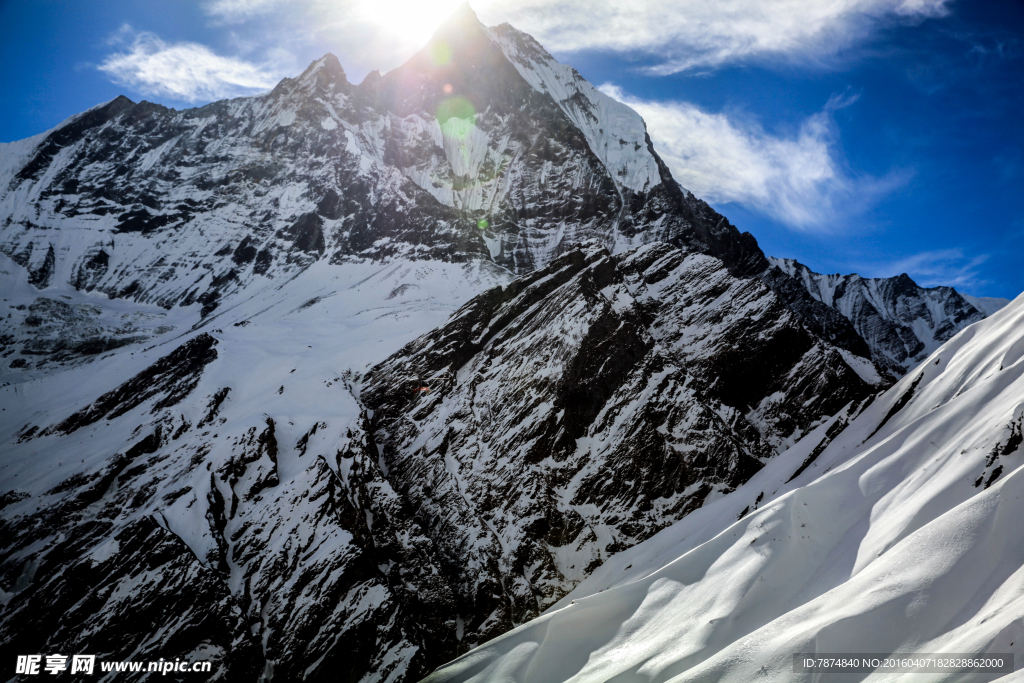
[963,293,1011,317]
[771,257,1005,378]
[425,292,1024,683]
[0,256,508,681]
[484,25,662,196]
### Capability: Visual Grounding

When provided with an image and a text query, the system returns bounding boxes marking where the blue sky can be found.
[1,0,1021,298]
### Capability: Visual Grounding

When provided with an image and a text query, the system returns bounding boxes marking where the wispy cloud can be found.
[98,27,289,103]
[203,0,286,24]
[479,0,952,74]
[199,0,952,76]
[860,248,991,291]
[600,85,908,229]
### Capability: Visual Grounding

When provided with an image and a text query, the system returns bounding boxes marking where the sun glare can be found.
[353,0,470,50]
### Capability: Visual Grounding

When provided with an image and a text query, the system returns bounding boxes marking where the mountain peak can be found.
[299,53,348,87]
[428,1,486,48]
[1,9,1005,683]
[443,2,481,28]
[767,257,990,377]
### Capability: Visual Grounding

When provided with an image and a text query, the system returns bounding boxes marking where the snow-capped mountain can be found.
[0,5,766,326]
[770,257,1008,378]
[425,291,1024,683]
[0,255,506,681]
[0,6,1006,683]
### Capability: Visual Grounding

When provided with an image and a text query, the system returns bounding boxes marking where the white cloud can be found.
[475,0,950,73]
[198,0,952,76]
[203,0,285,24]
[600,85,906,229]
[98,29,288,103]
[189,0,953,84]
[198,0,470,73]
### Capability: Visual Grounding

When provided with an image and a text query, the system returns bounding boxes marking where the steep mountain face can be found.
[360,240,880,649]
[425,293,1024,683]
[0,6,766,328]
[0,6,982,683]
[0,5,883,389]
[771,257,1007,377]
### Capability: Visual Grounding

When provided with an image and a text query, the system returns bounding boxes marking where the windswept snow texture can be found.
[771,257,1004,378]
[425,292,1024,683]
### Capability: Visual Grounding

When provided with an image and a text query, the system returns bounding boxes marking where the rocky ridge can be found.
[771,257,1008,377]
[422,293,1024,683]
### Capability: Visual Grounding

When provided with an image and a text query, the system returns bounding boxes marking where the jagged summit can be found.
[358,68,382,86]
[438,1,484,29]
[299,52,347,81]
[14,95,135,183]
[0,7,787,299]
[770,256,1003,376]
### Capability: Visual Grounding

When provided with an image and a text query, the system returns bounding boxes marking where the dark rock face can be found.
[771,257,994,376]
[16,95,136,183]
[0,514,263,683]
[16,297,151,358]
[199,413,462,682]
[72,247,111,290]
[1,340,466,682]
[26,244,55,288]
[279,213,326,257]
[758,264,873,360]
[617,246,880,447]
[360,242,881,649]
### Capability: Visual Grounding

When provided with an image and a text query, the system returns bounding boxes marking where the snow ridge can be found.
[486,23,662,194]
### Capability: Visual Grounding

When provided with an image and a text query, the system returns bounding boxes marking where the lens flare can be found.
[437,95,476,124]
[431,41,453,66]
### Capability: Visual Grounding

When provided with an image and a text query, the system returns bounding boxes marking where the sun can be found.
[352,0,472,50]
